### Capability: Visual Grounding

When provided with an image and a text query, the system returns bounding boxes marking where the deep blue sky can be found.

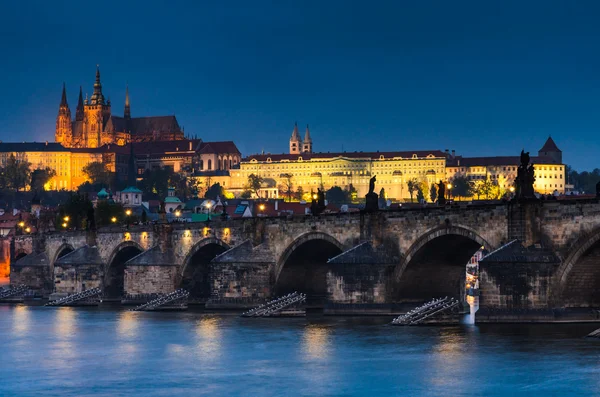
[1,1,599,170]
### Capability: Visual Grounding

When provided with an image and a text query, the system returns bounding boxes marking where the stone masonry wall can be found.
[53,264,103,294]
[326,264,392,304]
[124,266,179,295]
[10,266,52,294]
[210,262,272,303]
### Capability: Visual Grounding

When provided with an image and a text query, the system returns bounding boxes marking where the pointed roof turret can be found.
[76,86,84,121]
[304,124,312,143]
[290,122,301,141]
[124,84,131,119]
[539,136,561,153]
[60,83,68,107]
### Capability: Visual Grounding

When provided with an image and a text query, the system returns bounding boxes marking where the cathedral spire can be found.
[60,82,68,107]
[124,84,131,119]
[76,86,84,121]
[90,65,105,105]
[302,124,312,153]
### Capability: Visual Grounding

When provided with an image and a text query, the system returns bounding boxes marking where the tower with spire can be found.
[289,122,302,155]
[302,124,312,153]
[82,66,111,148]
[55,83,72,145]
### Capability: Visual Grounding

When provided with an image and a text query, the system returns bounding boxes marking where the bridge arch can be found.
[274,231,345,303]
[394,225,492,303]
[104,241,144,299]
[180,238,230,301]
[50,243,74,267]
[555,227,600,307]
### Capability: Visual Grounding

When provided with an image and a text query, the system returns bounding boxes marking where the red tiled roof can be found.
[244,150,446,162]
[199,141,240,155]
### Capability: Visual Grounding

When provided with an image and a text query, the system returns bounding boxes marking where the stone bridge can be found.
[10,198,600,318]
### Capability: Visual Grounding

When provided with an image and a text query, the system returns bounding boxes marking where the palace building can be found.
[446,137,566,195]
[56,67,184,148]
[226,123,447,199]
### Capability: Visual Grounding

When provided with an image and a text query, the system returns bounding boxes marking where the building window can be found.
[208,159,212,170]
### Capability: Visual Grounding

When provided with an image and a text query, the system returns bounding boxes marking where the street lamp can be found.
[447,183,453,200]
[174,210,181,218]
[18,221,25,228]
[64,216,70,222]
[259,203,265,211]
[111,216,117,223]
[25,227,31,233]
[125,209,132,229]
[62,222,67,228]
[205,201,212,223]
[125,209,132,216]
[509,186,515,193]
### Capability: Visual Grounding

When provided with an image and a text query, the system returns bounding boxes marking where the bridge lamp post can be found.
[258,203,265,216]
[111,216,117,224]
[125,209,132,229]
[447,183,453,200]
[25,227,31,234]
[205,201,212,224]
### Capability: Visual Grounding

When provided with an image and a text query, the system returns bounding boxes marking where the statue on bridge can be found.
[437,180,446,205]
[364,176,379,212]
[515,150,536,200]
[310,189,326,216]
[596,180,600,198]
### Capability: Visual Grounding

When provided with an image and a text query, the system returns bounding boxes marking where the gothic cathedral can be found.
[56,67,184,148]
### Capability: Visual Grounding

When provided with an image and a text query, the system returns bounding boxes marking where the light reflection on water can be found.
[0,307,599,396]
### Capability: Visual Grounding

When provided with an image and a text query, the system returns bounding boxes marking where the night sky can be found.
[1,1,599,170]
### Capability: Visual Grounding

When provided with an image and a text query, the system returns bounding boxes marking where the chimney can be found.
[451,150,455,158]
[445,149,449,157]
[275,200,279,211]
[45,141,48,146]
[189,141,192,151]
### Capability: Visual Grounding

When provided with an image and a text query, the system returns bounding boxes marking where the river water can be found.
[1,305,599,396]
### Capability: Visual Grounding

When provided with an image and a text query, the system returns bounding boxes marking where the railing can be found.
[391,297,460,325]
[131,289,189,311]
[46,288,102,307]
[241,292,306,317]
[0,285,29,300]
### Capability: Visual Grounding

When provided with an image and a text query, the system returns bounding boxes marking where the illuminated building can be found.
[446,137,565,195]
[56,66,184,148]
[228,124,446,199]
[0,142,102,190]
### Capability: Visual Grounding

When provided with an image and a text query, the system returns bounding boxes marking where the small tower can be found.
[55,83,73,146]
[302,124,312,153]
[538,136,562,164]
[289,122,302,155]
[124,84,131,120]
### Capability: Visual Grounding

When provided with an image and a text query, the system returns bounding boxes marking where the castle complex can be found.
[56,67,184,148]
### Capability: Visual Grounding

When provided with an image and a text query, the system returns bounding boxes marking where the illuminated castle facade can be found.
[56,67,184,148]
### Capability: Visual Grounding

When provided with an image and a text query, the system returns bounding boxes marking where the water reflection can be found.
[429,328,468,390]
[50,307,78,373]
[302,324,331,360]
[12,305,30,336]
[195,316,222,361]
[117,311,139,339]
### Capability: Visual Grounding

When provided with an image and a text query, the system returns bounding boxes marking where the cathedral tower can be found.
[55,83,72,146]
[83,66,111,148]
[302,124,312,153]
[124,84,131,120]
[289,122,302,155]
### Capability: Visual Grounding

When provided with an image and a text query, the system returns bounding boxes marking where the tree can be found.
[407,178,419,202]
[451,175,474,199]
[5,154,31,191]
[430,184,437,203]
[294,186,304,202]
[278,173,294,202]
[416,187,425,203]
[30,167,56,192]
[138,167,172,198]
[205,183,225,200]
[241,190,252,199]
[82,161,111,187]
[474,178,494,200]
[57,192,94,230]
[326,186,348,204]
[247,174,263,198]
[95,200,125,227]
